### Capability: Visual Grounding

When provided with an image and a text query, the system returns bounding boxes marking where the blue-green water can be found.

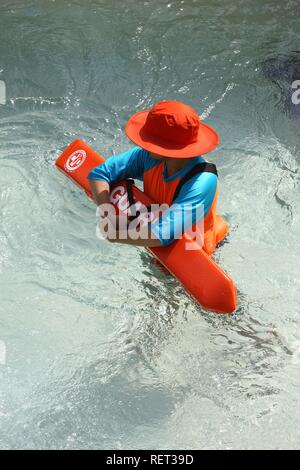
[0,0,300,450]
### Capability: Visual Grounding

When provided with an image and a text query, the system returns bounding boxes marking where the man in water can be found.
[88,100,228,254]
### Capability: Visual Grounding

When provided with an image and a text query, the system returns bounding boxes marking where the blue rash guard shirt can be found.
[88,147,217,245]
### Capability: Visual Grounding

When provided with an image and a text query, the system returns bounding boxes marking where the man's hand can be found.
[89,179,162,248]
[107,221,162,247]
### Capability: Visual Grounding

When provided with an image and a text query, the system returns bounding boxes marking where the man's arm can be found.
[89,180,110,206]
[88,146,155,186]
[88,149,161,247]
[91,184,161,246]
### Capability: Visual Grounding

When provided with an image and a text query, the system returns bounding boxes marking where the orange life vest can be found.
[143,161,228,255]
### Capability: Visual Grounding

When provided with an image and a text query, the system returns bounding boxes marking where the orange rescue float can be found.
[55,139,237,314]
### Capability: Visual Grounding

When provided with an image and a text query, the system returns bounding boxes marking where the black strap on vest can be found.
[125,178,135,207]
[172,162,218,203]
[125,178,139,221]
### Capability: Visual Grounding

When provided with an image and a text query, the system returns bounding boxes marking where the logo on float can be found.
[65,149,87,172]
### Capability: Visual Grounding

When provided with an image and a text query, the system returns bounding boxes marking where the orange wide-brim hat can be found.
[125,100,219,158]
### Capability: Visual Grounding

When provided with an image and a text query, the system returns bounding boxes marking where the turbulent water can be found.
[0,0,300,450]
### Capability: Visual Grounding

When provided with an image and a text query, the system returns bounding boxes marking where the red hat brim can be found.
[125,110,219,158]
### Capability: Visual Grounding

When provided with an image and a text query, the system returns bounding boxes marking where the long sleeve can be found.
[88,146,155,184]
